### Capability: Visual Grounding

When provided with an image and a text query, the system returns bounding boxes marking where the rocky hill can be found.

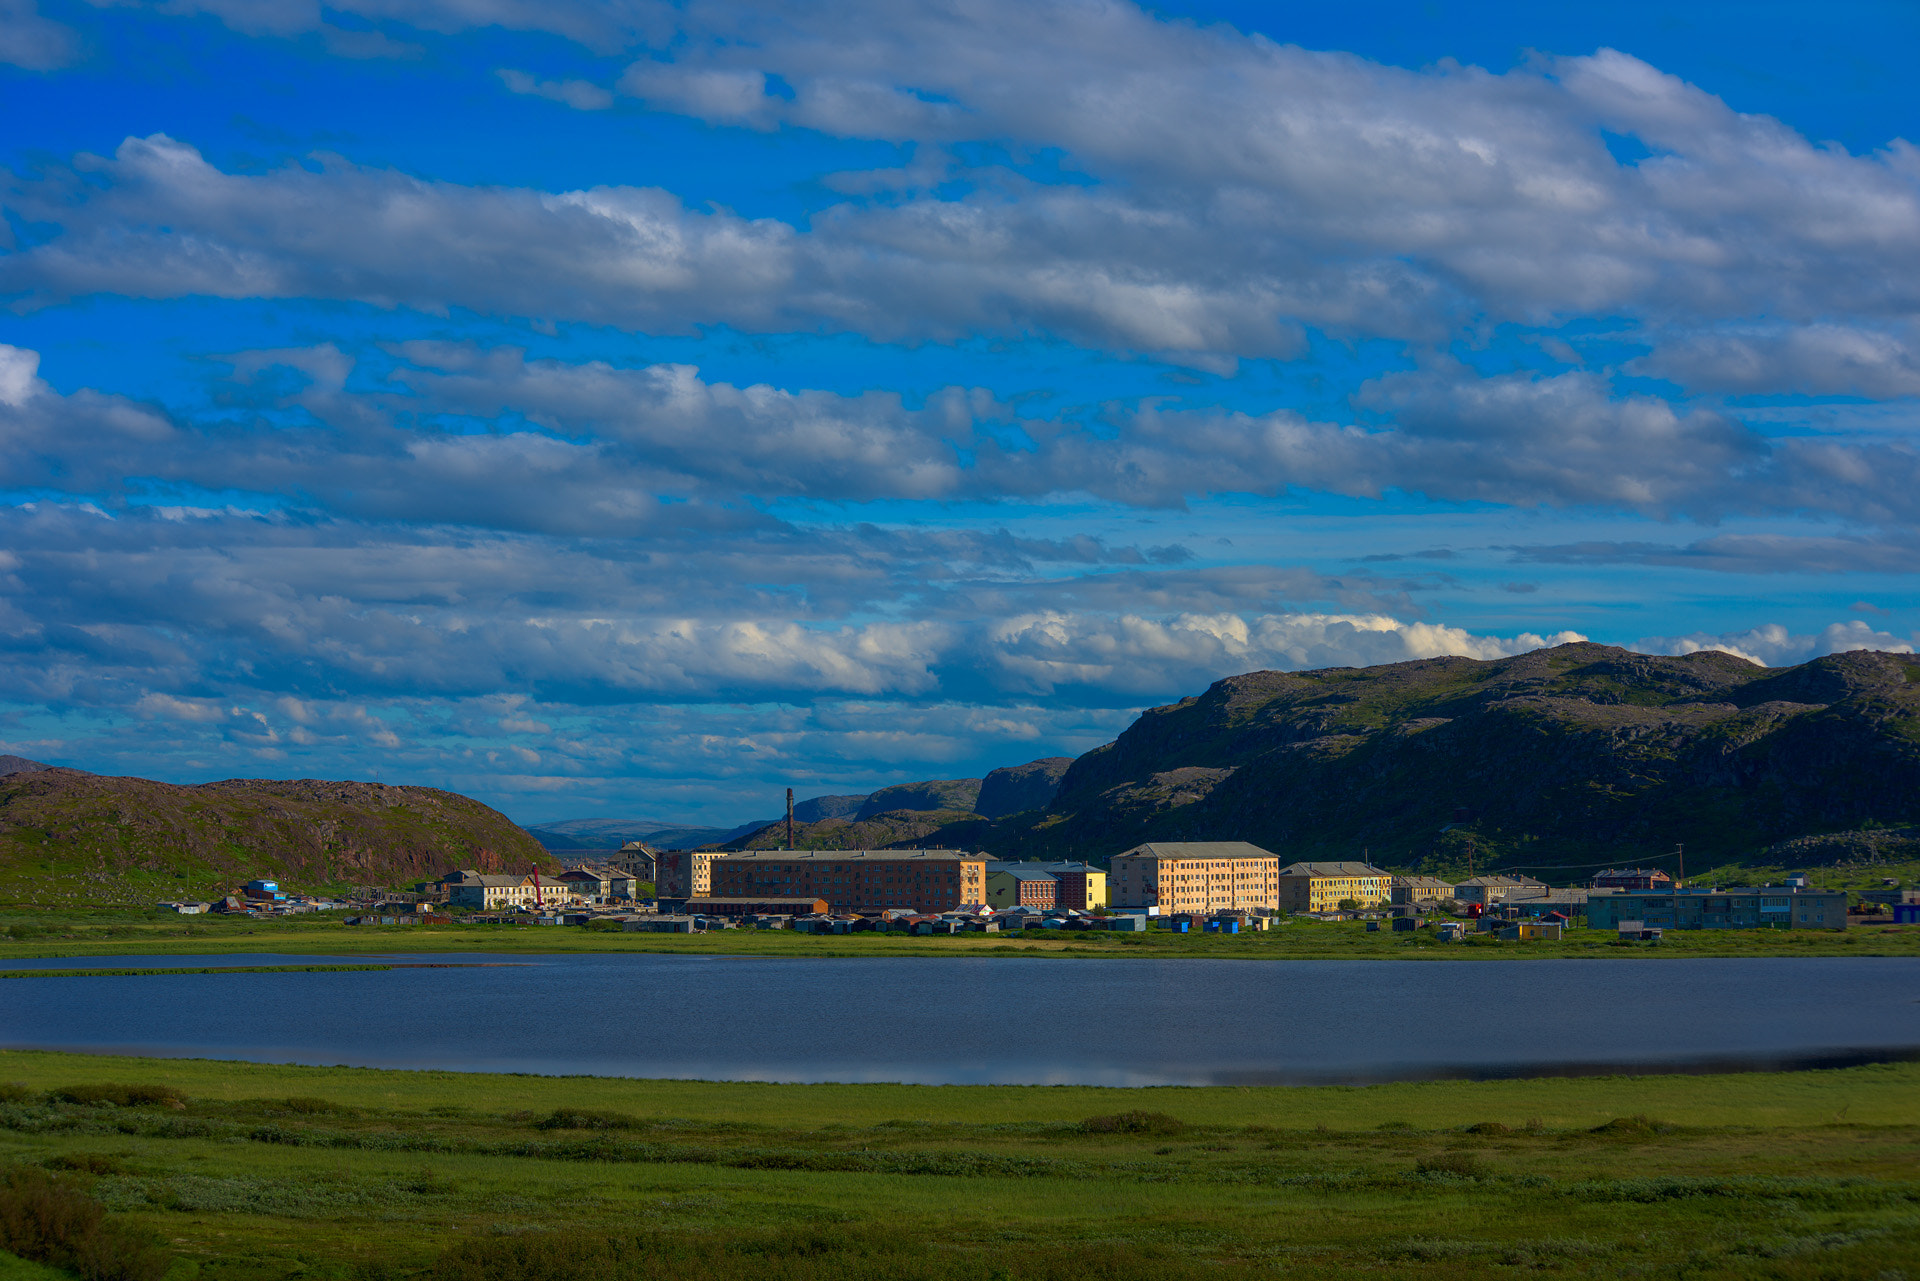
[713,757,1076,852]
[721,809,992,853]
[892,643,1920,875]
[0,769,551,908]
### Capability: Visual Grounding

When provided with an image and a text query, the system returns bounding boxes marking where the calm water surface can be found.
[2,953,1917,1086]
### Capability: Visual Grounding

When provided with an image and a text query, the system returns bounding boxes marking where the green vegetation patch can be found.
[0,1053,1913,1279]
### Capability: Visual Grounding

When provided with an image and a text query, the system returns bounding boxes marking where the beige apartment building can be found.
[1390,875,1456,906]
[1277,861,1392,913]
[654,850,719,899]
[1109,842,1280,914]
[708,849,988,912]
[445,873,573,910]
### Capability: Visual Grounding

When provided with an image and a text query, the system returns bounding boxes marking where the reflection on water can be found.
[3,953,1918,1086]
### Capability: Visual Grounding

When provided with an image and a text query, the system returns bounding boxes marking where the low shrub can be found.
[1590,1115,1671,1137]
[1080,1111,1186,1136]
[276,1096,349,1114]
[1414,1152,1487,1179]
[0,1083,31,1104]
[1462,1121,1511,1135]
[431,1226,1217,1281]
[48,1084,186,1110]
[43,1154,127,1176]
[0,1164,170,1281]
[536,1108,640,1131]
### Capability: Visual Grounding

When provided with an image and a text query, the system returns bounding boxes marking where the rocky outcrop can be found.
[975,757,1074,818]
[855,779,983,821]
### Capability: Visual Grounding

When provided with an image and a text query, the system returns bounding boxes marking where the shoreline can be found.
[2,919,1917,962]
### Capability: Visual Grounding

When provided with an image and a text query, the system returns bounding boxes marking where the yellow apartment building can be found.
[1108,842,1280,914]
[1277,861,1392,913]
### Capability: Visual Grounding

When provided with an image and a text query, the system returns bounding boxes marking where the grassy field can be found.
[3,909,1918,962]
[0,1052,1915,1279]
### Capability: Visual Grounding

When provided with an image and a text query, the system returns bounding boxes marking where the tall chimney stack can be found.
[786,787,795,851]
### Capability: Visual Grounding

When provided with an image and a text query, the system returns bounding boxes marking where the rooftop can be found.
[1278,861,1391,876]
[1115,842,1278,861]
[713,849,982,862]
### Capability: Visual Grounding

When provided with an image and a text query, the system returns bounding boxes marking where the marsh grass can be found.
[1080,1111,1186,1136]
[0,1053,1912,1278]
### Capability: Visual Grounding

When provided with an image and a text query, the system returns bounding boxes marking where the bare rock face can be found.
[855,778,983,821]
[0,768,551,903]
[793,794,867,823]
[975,757,1074,819]
[0,755,53,778]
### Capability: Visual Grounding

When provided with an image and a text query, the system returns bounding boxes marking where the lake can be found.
[3,953,1918,1086]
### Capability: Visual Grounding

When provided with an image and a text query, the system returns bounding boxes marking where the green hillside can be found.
[0,769,551,908]
[937,643,1920,875]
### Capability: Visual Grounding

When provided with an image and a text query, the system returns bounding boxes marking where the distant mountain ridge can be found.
[0,755,55,778]
[541,758,1076,853]
[523,817,738,851]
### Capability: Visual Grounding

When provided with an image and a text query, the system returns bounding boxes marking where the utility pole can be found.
[1676,843,1684,889]
[1466,837,1475,880]
[785,788,795,851]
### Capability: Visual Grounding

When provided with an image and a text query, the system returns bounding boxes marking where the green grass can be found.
[0,1252,73,1281]
[0,1054,1914,1279]
[2,911,1917,962]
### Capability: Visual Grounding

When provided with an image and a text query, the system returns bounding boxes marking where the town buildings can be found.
[1591,868,1675,891]
[606,841,658,882]
[1275,861,1392,913]
[1109,842,1281,914]
[446,874,565,910]
[1586,886,1849,930]
[1451,874,1547,906]
[986,863,1058,909]
[706,849,989,913]
[1039,861,1106,910]
[654,850,719,899]
[555,866,613,900]
[1389,875,1455,905]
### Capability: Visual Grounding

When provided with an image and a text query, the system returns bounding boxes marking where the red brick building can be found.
[707,849,987,913]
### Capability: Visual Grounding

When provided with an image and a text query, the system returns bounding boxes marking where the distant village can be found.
[158,840,1918,938]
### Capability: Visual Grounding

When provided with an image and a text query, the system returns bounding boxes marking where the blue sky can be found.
[2,0,1918,825]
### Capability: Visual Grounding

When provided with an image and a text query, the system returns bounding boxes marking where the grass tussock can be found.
[1080,1110,1185,1136]
[273,1096,349,1114]
[535,1107,641,1131]
[427,1226,1219,1281]
[42,1154,126,1176]
[1590,1114,1673,1137]
[46,1084,185,1110]
[0,1164,170,1281]
[1413,1151,1487,1179]
[0,1083,30,1104]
